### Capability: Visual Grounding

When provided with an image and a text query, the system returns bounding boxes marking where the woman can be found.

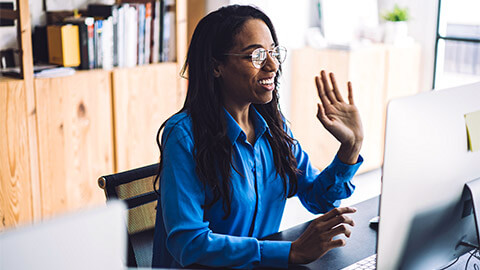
[153,4,364,269]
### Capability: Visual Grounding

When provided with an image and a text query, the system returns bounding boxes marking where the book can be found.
[94,20,103,68]
[151,0,161,63]
[124,4,138,67]
[102,17,114,70]
[144,2,152,64]
[32,26,49,64]
[47,24,81,67]
[117,5,126,67]
[162,0,176,62]
[87,4,120,67]
[63,16,95,70]
[136,4,146,65]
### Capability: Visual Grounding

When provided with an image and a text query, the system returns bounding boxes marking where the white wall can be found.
[378,0,439,91]
[0,1,18,51]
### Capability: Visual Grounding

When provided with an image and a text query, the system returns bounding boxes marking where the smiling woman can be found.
[152,4,364,269]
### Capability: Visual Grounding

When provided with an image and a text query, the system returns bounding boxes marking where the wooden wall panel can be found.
[34,70,114,218]
[291,45,421,173]
[0,79,33,230]
[290,48,348,171]
[291,46,387,173]
[112,63,179,172]
[348,45,387,172]
[384,44,422,102]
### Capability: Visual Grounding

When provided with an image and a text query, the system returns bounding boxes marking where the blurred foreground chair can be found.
[98,163,159,268]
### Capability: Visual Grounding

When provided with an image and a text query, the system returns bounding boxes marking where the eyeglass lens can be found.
[252,46,286,68]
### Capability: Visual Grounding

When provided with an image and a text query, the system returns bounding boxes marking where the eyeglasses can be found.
[224,46,287,69]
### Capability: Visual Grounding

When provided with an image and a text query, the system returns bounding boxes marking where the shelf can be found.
[0,75,23,83]
[0,8,18,20]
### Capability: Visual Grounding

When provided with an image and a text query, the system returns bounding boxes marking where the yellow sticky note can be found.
[465,110,480,152]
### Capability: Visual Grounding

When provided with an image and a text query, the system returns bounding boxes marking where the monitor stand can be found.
[465,177,480,247]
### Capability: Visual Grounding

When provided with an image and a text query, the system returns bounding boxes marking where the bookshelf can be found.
[0,0,206,230]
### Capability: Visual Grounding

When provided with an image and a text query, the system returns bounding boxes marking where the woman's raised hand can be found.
[315,70,364,164]
[288,207,357,265]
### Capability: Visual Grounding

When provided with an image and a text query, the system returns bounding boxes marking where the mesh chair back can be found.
[98,164,159,268]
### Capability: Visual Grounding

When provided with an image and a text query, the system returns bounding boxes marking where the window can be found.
[433,0,480,89]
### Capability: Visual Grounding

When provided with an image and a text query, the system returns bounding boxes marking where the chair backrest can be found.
[98,163,159,268]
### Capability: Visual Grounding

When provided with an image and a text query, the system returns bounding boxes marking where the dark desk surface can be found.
[263,196,379,269]
[136,196,475,269]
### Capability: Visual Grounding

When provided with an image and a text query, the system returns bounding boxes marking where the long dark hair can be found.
[154,5,299,218]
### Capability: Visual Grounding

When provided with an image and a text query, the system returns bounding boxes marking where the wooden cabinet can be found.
[111,63,178,172]
[34,70,114,218]
[0,78,34,228]
[0,0,205,230]
[290,44,421,173]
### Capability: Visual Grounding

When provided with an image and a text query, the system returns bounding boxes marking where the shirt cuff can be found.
[330,154,364,181]
[258,240,291,268]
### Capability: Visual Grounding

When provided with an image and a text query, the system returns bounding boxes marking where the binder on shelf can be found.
[33,26,49,64]
[63,16,95,69]
[47,24,81,67]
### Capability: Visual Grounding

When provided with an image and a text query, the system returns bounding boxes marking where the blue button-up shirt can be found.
[152,107,363,269]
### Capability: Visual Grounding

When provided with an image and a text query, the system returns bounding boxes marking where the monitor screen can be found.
[377,81,480,269]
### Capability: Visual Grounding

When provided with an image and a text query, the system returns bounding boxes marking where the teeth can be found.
[259,78,274,85]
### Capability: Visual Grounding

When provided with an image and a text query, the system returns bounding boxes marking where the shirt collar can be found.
[223,106,272,145]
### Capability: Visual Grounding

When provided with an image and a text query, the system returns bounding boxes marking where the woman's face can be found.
[216,19,279,111]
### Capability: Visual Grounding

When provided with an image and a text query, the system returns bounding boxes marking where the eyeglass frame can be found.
[223,45,287,69]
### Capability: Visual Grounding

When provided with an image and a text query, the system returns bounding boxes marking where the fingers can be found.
[329,72,345,103]
[347,81,355,105]
[290,207,356,264]
[327,239,347,250]
[327,224,352,239]
[321,70,338,103]
[315,70,353,105]
[318,207,357,222]
[316,103,331,124]
[315,76,330,106]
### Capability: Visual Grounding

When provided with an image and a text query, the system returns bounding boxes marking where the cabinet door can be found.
[0,79,33,230]
[111,63,179,172]
[34,70,114,218]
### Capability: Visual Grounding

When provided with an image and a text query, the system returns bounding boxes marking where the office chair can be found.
[98,163,159,268]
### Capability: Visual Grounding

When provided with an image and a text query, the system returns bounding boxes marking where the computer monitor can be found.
[0,201,127,270]
[377,81,480,269]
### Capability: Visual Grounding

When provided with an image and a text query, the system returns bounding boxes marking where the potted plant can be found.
[382,4,410,44]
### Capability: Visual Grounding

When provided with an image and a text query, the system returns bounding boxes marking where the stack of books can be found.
[46,0,176,70]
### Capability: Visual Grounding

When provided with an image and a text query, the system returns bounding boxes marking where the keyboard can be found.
[341,254,377,270]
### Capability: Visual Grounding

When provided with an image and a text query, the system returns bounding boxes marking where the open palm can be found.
[315,70,364,146]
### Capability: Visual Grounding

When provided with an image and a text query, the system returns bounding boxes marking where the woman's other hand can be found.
[288,207,357,265]
[315,70,363,164]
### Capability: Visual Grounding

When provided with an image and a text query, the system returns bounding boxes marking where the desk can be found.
[263,196,378,269]
[134,196,476,269]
